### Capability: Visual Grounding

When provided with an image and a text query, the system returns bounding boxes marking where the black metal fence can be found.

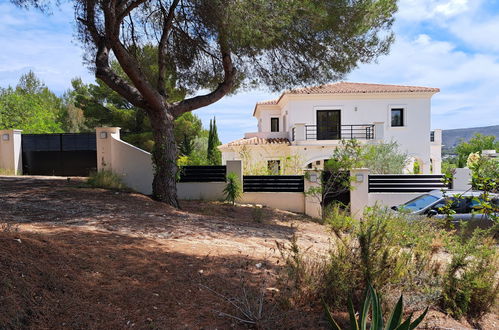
[179,165,226,182]
[243,175,304,192]
[305,124,375,140]
[22,133,97,176]
[368,174,448,193]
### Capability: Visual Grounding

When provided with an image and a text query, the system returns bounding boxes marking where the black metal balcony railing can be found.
[305,124,375,140]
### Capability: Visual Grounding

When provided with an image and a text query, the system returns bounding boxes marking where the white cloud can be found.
[446,15,499,52]
[397,0,471,22]
[348,33,499,129]
[0,3,93,94]
[434,0,469,16]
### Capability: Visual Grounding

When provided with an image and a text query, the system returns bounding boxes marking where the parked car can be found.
[393,190,499,229]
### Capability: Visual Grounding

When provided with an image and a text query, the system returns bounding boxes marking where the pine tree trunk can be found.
[150,109,180,208]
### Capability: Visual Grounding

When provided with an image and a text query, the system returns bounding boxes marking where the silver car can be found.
[393,190,499,229]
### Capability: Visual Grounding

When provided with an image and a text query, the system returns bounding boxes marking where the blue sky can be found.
[0,0,498,143]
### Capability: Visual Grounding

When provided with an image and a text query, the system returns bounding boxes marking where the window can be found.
[391,108,404,127]
[267,160,281,175]
[271,118,279,132]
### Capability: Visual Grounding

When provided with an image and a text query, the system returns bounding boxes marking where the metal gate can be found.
[22,133,97,176]
[322,170,350,209]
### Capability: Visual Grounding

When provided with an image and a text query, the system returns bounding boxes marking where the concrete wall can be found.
[304,170,322,219]
[430,129,442,174]
[178,182,225,200]
[96,127,227,198]
[240,192,305,213]
[112,134,154,195]
[0,129,22,174]
[94,127,324,216]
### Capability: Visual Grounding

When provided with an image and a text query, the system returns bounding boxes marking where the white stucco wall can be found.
[111,137,155,195]
[178,182,225,200]
[240,192,305,213]
[96,127,225,198]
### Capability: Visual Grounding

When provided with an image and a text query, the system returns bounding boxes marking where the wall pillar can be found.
[373,122,384,141]
[304,170,322,219]
[453,167,472,191]
[294,123,306,141]
[421,160,431,174]
[226,160,243,186]
[0,129,22,175]
[95,127,121,171]
[350,168,370,220]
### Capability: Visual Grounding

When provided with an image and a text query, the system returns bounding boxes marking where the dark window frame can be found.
[267,160,281,175]
[391,108,404,127]
[316,109,341,140]
[271,117,279,132]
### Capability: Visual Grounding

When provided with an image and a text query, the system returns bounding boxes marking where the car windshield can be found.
[399,194,440,212]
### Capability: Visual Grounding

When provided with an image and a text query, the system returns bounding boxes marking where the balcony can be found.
[292,124,375,141]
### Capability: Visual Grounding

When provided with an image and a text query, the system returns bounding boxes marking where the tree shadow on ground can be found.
[0,229,325,329]
[0,176,311,242]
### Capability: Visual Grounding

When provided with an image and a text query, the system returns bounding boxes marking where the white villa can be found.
[219,82,443,175]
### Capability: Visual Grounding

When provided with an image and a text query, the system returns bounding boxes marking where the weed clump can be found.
[86,170,128,191]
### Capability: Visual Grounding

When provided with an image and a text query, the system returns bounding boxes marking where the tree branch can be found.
[171,39,236,117]
[117,0,147,23]
[94,38,149,109]
[102,1,165,112]
[158,0,180,97]
[79,1,149,109]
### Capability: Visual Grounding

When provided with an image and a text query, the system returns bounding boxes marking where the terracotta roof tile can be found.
[256,99,279,105]
[253,82,439,115]
[286,82,440,95]
[223,137,290,147]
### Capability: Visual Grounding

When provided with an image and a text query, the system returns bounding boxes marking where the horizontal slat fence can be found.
[368,174,448,193]
[179,166,226,182]
[243,175,304,192]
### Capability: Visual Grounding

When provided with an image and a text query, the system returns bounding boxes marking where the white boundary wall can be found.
[96,127,227,199]
[95,127,320,216]
[240,192,305,213]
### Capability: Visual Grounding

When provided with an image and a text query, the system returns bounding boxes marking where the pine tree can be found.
[207,117,222,165]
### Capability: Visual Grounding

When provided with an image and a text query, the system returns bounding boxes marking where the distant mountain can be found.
[442,125,499,149]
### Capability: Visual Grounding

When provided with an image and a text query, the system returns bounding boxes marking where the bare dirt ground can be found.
[0,176,497,329]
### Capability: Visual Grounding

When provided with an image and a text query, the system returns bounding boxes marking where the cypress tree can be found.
[207,117,222,165]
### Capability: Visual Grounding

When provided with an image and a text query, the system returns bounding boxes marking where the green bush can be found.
[323,203,355,232]
[0,168,18,176]
[277,206,445,311]
[86,170,128,190]
[440,231,499,319]
[251,206,264,223]
[223,173,242,205]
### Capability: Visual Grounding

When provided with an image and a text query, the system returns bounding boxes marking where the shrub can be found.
[276,233,328,307]
[323,203,355,232]
[251,206,264,223]
[0,168,18,176]
[440,230,499,319]
[86,170,128,190]
[277,206,445,311]
[223,173,242,205]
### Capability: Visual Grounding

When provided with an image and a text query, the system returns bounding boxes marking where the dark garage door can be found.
[22,133,97,176]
